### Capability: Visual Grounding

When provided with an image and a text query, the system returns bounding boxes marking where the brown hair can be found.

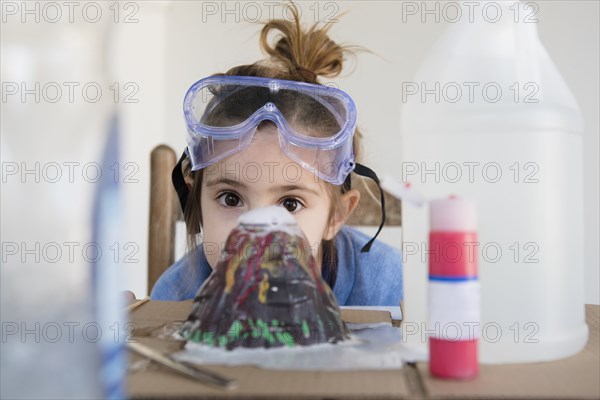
[182,3,363,284]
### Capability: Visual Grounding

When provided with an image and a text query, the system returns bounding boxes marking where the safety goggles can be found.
[183,75,357,185]
[173,75,386,252]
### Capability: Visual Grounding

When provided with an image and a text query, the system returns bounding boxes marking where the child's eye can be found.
[280,197,304,213]
[217,192,243,208]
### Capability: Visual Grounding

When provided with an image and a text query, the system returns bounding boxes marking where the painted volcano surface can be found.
[180,207,350,350]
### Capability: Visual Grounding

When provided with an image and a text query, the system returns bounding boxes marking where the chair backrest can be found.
[147,144,402,293]
[148,145,181,292]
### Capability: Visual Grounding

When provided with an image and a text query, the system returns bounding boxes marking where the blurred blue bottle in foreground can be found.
[1,7,128,397]
[91,113,128,399]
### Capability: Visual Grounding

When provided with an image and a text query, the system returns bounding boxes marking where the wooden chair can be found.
[147,144,402,293]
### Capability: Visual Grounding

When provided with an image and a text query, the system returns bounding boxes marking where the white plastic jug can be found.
[400,1,588,363]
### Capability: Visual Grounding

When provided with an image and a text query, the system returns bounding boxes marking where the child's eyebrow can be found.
[204,178,246,189]
[204,179,319,196]
[270,184,320,196]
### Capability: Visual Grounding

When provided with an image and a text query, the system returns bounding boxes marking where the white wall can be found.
[2,1,597,303]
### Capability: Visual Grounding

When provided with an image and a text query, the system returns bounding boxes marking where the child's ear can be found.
[323,189,361,240]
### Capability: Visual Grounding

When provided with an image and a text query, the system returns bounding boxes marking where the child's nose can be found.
[248,199,283,212]
[239,205,294,227]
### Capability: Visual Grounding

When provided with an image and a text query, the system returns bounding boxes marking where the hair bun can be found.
[259,4,351,82]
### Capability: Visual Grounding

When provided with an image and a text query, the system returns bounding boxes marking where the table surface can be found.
[127,303,599,399]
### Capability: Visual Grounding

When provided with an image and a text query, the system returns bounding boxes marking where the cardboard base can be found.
[127,301,411,398]
[127,301,599,399]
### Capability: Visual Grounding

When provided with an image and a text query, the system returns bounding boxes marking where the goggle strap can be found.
[353,163,387,253]
[172,151,189,214]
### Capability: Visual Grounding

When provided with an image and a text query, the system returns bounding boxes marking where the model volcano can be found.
[180,206,350,350]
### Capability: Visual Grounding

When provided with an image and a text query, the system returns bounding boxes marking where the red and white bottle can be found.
[428,195,479,379]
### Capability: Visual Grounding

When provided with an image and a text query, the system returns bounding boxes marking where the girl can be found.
[150,6,403,306]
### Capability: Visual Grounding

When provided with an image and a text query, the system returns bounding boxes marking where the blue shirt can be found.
[150,226,403,306]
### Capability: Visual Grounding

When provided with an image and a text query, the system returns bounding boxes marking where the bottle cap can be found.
[430,196,477,231]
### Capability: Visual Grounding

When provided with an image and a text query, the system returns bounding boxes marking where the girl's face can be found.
[199,124,358,270]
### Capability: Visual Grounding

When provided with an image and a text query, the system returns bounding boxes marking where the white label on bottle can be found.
[428,280,480,341]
